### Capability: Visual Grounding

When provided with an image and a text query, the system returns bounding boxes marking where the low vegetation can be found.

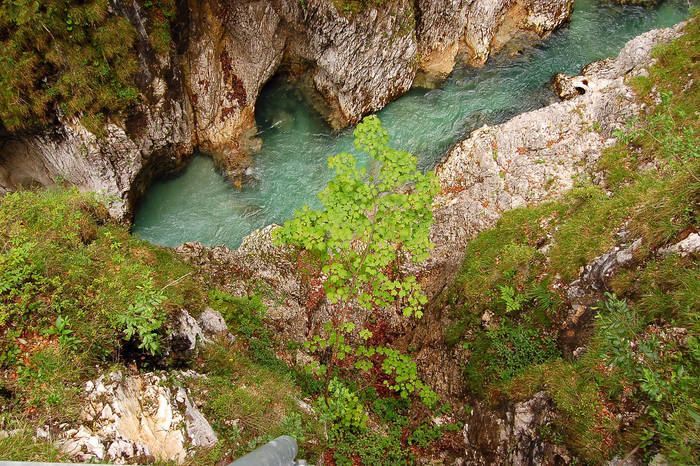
[0,123,460,463]
[0,0,175,133]
[447,16,699,463]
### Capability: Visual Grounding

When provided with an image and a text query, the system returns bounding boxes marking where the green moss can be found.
[0,0,176,133]
[450,14,699,462]
[332,0,401,16]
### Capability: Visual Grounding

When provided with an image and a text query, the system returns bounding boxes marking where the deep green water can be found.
[132,0,694,248]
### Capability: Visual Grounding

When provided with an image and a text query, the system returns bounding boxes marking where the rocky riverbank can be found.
[168,20,686,399]
[0,0,573,219]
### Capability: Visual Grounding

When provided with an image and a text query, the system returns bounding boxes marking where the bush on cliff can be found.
[0,0,175,134]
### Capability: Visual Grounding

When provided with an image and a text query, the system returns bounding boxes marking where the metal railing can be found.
[229,435,305,466]
[0,436,305,466]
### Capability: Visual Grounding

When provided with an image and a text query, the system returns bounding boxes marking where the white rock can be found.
[107,439,135,461]
[177,387,218,447]
[198,307,229,335]
[36,426,50,440]
[75,425,92,440]
[85,435,106,460]
[95,381,107,395]
[101,404,114,421]
[659,233,700,257]
[0,429,21,440]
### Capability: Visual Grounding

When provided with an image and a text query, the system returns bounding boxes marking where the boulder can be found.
[53,371,217,464]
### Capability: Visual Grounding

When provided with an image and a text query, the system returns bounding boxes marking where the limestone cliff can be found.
[0,0,195,219]
[169,21,687,402]
[0,0,572,218]
[415,0,573,78]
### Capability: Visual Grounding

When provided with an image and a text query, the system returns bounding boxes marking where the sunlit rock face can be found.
[415,0,574,77]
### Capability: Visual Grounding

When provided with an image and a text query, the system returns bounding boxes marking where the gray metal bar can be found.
[228,435,298,466]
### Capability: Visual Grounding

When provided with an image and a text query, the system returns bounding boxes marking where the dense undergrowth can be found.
[0,186,461,463]
[0,0,174,133]
[447,16,699,464]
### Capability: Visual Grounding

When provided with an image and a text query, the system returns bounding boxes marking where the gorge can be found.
[0,0,698,464]
[132,0,691,249]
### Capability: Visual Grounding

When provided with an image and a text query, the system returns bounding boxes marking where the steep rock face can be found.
[0,0,573,217]
[416,0,573,76]
[281,0,418,129]
[184,0,286,177]
[460,392,572,465]
[0,1,195,219]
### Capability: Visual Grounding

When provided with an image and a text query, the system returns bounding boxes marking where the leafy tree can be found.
[274,115,439,412]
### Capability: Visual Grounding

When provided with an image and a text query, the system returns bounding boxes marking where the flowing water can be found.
[133,0,694,248]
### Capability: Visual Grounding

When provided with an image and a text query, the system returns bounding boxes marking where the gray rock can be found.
[173,309,209,351]
[553,72,590,100]
[462,392,572,464]
[566,237,642,306]
[658,232,700,257]
[176,387,218,447]
[197,307,229,336]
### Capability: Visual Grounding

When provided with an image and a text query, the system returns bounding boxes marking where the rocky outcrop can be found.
[420,22,686,304]
[0,0,195,219]
[559,234,642,355]
[460,392,572,465]
[176,226,310,342]
[416,0,573,78]
[0,0,573,216]
[49,371,216,464]
[183,0,285,178]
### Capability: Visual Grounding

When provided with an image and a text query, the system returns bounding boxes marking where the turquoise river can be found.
[133,0,695,248]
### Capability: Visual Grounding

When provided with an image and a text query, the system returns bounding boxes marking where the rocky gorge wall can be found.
[0,0,573,219]
[170,20,688,400]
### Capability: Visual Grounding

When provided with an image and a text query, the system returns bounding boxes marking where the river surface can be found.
[133,0,694,248]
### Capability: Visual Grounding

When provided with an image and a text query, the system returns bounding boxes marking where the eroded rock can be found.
[52,371,216,464]
[461,392,572,464]
[416,0,573,76]
[658,232,700,257]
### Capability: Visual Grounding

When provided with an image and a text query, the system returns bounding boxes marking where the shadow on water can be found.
[132,0,695,249]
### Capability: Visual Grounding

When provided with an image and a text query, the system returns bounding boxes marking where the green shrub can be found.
[317,377,368,439]
[0,0,139,132]
[0,0,176,133]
